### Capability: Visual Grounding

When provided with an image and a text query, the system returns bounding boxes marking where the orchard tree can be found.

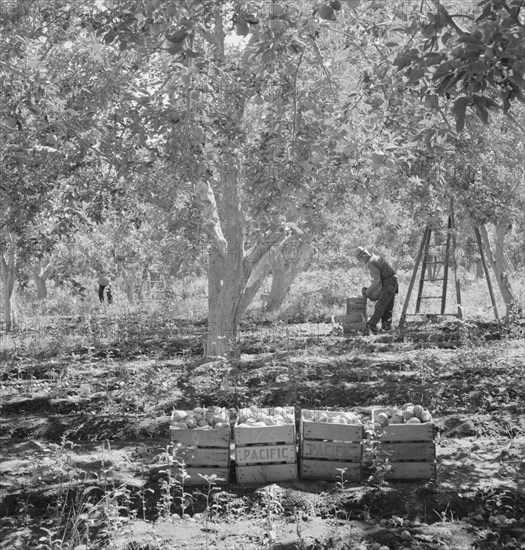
[0,0,135,328]
[86,0,382,356]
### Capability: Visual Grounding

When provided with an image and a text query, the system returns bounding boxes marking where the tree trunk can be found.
[197,13,302,356]
[120,268,138,304]
[30,260,53,300]
[479,222,515,319]
[203,163,296,357]
[1,237,17,332]
[267,240,311,312]
[206,165,245,358]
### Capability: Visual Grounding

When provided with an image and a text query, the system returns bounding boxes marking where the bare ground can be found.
[1,318,524,549]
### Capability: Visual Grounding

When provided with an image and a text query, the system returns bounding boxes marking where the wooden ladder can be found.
[399,209,462,328]
[399,205,500,328]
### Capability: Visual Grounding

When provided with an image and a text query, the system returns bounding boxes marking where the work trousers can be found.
[368,276,398,330]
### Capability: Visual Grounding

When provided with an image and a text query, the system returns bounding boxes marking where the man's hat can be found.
[355,246,369,260]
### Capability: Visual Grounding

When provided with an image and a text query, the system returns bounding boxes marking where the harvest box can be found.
[300,409,364,481]
[234,406,297,484]
[334,296,368,334]
[170,408,231,485]
[372,407,436,481]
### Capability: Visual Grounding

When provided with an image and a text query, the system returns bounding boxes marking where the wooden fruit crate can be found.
[371,408,436,481]
[234,407,297,484]
[170,410,231,485]
[300,410,364,481]
[333,314,367,334]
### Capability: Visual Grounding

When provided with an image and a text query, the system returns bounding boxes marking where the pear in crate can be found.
[172,410,188,422]
[376,412,389,427]
[391,410,404,424]
[185,416,197,428]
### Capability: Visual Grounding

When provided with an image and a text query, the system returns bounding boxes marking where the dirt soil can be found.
[1,317,524,550]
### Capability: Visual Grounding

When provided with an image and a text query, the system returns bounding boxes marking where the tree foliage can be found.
[394,0,525,131]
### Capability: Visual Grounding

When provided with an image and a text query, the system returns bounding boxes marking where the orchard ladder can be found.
[399,204,500,328]
[399,206,463,328]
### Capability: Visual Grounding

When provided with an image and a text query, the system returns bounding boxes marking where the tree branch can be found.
[430,0,468,35]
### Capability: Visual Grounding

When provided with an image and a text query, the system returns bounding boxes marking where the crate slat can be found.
[235,443,296,465]
[236,463,297,484]
[379,423,434,442]
[174,447,230,467]
[170,428,231,448]
[234,424,295,446]
[301,440,362,462]
[379,442,435,462]
[302,421,364,442]
[300,460,361,481]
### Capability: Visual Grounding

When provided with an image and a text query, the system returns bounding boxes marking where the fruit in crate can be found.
[237,406,294,427]
[171,410,188,422]
[171,406,230,430]
[302,410,315,421]
[376,412,390,428]
[391,410,404,424]
[378,405,433,425]
[303,410,362,424]
[185,416,197,428]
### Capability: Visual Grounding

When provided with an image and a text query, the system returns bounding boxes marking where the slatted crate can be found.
[234,407,297,484]
[372,407,436,481]
[300,409,364,481]
[170,410,231,485]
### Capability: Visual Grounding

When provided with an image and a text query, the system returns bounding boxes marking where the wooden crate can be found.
[170,410,231,485]
[347,297,367,312]
[371,408,436,481]
[234,407,297,484]
[334,314,367,334]
[300,410,364,481]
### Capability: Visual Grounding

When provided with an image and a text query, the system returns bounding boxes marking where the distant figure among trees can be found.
[97,269,113,304]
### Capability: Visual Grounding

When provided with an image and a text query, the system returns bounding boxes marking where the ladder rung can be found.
[419,296,442,299]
